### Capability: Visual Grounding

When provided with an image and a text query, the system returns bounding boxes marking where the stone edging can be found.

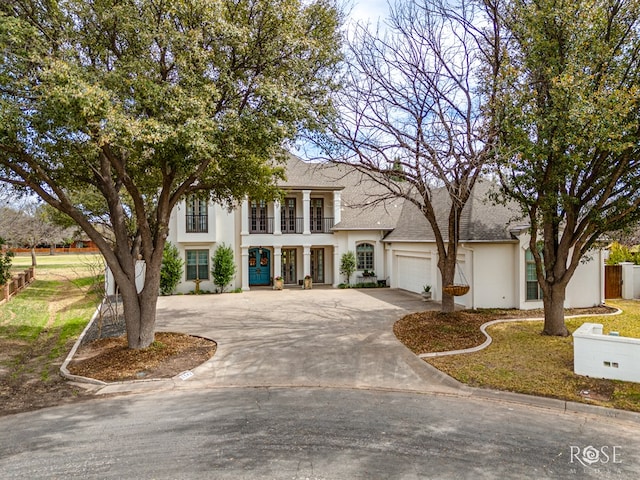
[60,305,109,386]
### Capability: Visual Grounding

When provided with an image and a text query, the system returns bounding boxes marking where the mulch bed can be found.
[68,332,216,382]
[393,306,617,355]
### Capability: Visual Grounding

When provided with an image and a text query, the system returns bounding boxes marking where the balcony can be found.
[250,217,274,234]
[281,217,304,234]
[310,217,335,233]
[248,217,334,234]
[186,214,208,233]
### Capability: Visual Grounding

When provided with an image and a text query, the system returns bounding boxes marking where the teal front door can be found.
[249,248,271,285]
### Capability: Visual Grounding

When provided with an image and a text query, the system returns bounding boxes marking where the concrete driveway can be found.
[150,288,461,394]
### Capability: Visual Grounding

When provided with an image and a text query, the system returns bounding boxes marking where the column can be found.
[241,198,249,236]
[333,244,340,287]
[621,262,634,300]
[303,190,311,235]
[241,246,250,291]
[274,200,282,236]
[303,244,311,279]
[333,190,342,226]
[274,245,282,279]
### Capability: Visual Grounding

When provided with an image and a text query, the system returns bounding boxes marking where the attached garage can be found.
[396,255,431,293]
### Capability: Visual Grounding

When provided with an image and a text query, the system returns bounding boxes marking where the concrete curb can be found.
[60,304,217,389]
[467,387,640,425]
[418,307,622,358]
[59,302,181,387]
[60,305,108,386]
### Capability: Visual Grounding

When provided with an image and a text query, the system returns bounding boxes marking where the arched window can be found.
[356,243,374,270]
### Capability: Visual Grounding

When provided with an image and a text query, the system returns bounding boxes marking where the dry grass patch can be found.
[394,303,640,412]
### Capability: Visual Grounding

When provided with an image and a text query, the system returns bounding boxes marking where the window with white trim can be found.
[356,243,374,270]
[525,248,543,300]
[186,250,209,280]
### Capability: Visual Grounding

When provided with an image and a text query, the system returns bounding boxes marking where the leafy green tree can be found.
[0,0,342,348]
[606,242,640,266]
[211,243,236,293]
[160,242,183,296]
[490,0,640,335]
[340,251,356,284]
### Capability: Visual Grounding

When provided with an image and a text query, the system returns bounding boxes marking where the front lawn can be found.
[395,302,640,412]
[0,274,99,415]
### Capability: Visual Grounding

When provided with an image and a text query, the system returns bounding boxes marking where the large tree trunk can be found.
[542,282,569,336]
[439,254,457,313]
[30,246,37,267]
[117,264,161,349]
[107,241,165,350]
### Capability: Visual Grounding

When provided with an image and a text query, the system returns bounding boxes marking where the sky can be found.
[348,0,390,26]
[292,0,392,159]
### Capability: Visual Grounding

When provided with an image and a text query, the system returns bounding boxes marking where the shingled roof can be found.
[279,155,403,231]
[279,156,522,239]
[383,180,523,242]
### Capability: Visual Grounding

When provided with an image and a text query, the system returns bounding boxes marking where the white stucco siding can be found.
[564,249,604,308]
[173,244,216,294]
[463,243,518,309]
[336,231,388,283]
[515,233,604,310]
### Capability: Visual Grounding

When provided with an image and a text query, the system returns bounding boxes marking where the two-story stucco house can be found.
[166,155,605,310]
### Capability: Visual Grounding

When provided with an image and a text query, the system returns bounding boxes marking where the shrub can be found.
[212,243,237,293]
[340,251,356,284]
[160,242,183,295]
[607,241,640,265]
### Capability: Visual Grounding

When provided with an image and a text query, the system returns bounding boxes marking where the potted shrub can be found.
[422,284,432,301]
[274,276,284,290]
[303,274,312,289]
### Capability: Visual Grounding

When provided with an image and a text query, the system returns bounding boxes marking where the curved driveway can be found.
[148,288,459,394]
[4,288,640,479]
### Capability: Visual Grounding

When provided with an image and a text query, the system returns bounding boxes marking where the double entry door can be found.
[248,248,270,286]
[280,248,325,284]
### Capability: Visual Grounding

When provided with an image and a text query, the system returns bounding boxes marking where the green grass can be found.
[427,300,640,412]
[11,254,104,281]
[1,255,101,386]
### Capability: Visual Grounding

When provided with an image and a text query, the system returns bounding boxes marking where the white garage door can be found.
[397,256,430,293]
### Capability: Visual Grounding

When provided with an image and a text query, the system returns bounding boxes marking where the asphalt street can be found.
[1,387,639,479]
